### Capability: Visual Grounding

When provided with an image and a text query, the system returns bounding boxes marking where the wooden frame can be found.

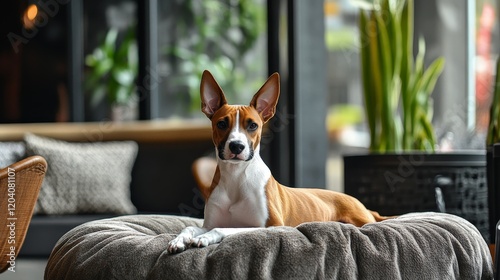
[0,120,211,143]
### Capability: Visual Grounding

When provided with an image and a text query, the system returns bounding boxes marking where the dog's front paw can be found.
[167,236,191,254]
[191,229,223,248]
[192,236,210,248]
[168,226,209,254]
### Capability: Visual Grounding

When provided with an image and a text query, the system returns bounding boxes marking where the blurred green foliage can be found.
[164,0,266,114]
[85,26,138,107]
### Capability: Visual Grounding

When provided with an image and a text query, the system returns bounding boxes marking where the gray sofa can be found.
[0,133,213,257]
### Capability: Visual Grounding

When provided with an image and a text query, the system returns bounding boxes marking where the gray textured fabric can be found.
[0,142,25,168]
[25,133,138,215]
[45,213,493,280]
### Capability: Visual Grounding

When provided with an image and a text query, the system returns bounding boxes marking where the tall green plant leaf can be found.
[359,11,377,150]
[400,0,413,150]
[368,11,385,150]
[358,0,444,153]
[419,57,445,96]
[419,113,436,151]
[375,10,396,151]
[488,57,500,145]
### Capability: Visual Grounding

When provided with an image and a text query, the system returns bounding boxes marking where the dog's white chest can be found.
[203,160,270,229]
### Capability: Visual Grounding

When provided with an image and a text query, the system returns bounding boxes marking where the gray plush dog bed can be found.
[44,212,493,279]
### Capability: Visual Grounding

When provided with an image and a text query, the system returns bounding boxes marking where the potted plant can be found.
[359,0,444,152]
[344,0,489,241]
[487,57,500,241]
[85,26,138,121]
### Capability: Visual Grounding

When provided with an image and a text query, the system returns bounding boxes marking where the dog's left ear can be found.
[200,70,227,119]
[250,73,280,123]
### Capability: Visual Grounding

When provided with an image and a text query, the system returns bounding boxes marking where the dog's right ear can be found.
[200,70,227,119]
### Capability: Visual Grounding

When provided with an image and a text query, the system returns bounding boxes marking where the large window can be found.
[324,0,495,191]
[2,0,494,192]
[81,0,267,121]
[0,0,267,123]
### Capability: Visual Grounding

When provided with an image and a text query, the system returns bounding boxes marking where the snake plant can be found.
[358,0,445,152]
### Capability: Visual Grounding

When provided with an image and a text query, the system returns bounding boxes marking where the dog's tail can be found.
[370,210,398,222]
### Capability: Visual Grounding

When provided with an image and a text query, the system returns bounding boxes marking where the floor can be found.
[2,258,47,280]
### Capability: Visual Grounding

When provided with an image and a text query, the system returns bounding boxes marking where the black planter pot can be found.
[344,151,489,242]
[487,144,500,244]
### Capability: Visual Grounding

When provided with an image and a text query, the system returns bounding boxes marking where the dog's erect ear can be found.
[200,70,227,119]
[250,73,280,123]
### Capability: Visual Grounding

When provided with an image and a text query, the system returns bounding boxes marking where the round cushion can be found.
[44,213,493,279]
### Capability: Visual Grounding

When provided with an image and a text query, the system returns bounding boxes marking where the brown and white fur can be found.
[167,70,389,254]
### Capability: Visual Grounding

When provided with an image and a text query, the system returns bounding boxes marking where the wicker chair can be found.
[0,156,47,273]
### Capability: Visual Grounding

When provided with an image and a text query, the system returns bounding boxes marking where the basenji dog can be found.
[167,70,389,254]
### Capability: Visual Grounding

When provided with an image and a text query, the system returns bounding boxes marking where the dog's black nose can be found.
[229,141,245,155]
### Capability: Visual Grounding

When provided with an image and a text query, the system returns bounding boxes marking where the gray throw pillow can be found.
[24,133,138,215]
[0,142,26,168]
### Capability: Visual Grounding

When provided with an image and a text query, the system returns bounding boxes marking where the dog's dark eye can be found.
[217,120,228,130]
[248,122,258,131]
